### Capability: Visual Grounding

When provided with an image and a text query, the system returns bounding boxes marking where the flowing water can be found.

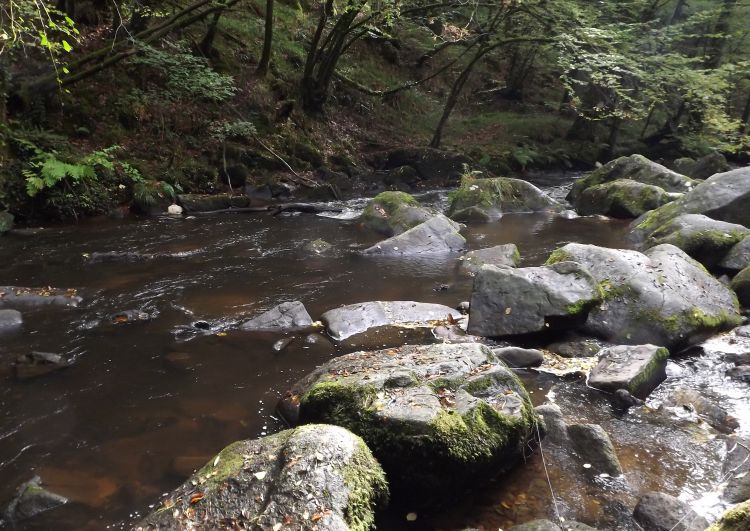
[0,174,747,530]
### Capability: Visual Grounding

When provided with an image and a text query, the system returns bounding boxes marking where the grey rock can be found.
[588,344,669,399]
[0,286,82,307]
[732,265,750,307]
[468,261,601,337]
[547,243,741,348]
[0,211,14,235]
[302,238,332,254]
[662,387,739,434]
[567,423,622,476]
[725,351,750,365]
[736,325,750,338]
[492,347,544,367]
[535,403,568,444]
[727,365,750,382]
[240,301,313,332]
[360,191,434,236]
[576,179,672,218]
[684,152,731,180]
[13,352,72,380]
[362,215,466,255]
[459,244,521,275]
[0,309,23,332]
[632,491,708,531]
[723,438,750,503]
[137,425,388,531]
[721,236,750,271]
[2,476,67,523]
[613,389,645,409]
[546,335,604,358]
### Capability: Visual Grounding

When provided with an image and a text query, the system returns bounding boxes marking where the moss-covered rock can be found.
[282,343,539,497]
[575,179,672,218]
[706,499,750,531]
[136,424,388,531]
[359,191,433,236]
[731,266,750,307]
[720,236,750,272]
[458,243,521,275]
[588,344,669,399]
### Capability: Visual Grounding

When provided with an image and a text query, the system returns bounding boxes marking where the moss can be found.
[545,247,574,265]
[627,347,669,395]
[194,440,248,488]
[632,201,682,235]
[299,381,378,430]
[448,175,525,216]
[565,298,596,316]
[598,279,628,301]
[342,439,390,531]
[706,500,750,531]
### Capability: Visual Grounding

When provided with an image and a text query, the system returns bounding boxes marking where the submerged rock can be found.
[567,423,623,476]
[240,301,314,332]
[707,499,750,531]
[633,491,708,531]
[588,344,669,399]
[546,243,741,348]
[468,261,601,337]
[661,387,739,434]
[302,238,332,255]
[362,214,465,255]
[0,286,82,307]
[282,343,538,496]
[731,266,750,307]
[720,236,750,272]
[136,424,388,531]
[13,352,72,380]
[2,476,67,523]
[458,244,520,276]
[492,346,544,368]
[87,251,155,263]
[0,309,23,332]
[575,179,672,218]
[359,191,433,236]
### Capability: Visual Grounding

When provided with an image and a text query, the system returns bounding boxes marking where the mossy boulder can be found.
[359,191,433,236]
[588,344,669,399]
[448,176,564,222]
[575,179,672,218]
[731,266,750,307]
[546,243,742,349]
[568,154,695,204]
[458,244,521,276]
[643,213,750,268]
[0,211,14,235]
[674,152,730,180]
[362,214,465,255]
[282,343,538,497]
[137,424,388,531]
[707,499,750,531]
[177,193,250,213]
[721,236,750,272]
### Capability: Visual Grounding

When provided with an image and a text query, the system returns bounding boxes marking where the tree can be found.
[257,0,274,75]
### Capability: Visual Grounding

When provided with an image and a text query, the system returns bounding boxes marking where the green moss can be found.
[707,500,750,531]
[194,440,248,488]
[598,279,628,301]
[342,439,390,531]
[448,175,526,216]
[300,381,378,430]
[545,248,575,265]
[627,347,669,395]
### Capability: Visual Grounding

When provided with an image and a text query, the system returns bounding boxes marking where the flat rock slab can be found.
[720,235,750,271]
[588,344,669,399]
[240,301,313,332]
[136,424,388,531]
[468,261,600,337]
[362,214,465,255]
[547,243,741,348]
[458,244,520,275]
[633,491,708,531]
[282,343,537,496]
[0,287,82,308]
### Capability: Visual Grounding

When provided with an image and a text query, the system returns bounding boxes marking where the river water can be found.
[0,175,747,530]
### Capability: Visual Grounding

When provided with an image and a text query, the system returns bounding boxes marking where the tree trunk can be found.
[256,0,274,75]
[199,11,222,56]
[668,0,687,25]
[705,0,738,69]
[601,118,622,161]
[741,90,750,131]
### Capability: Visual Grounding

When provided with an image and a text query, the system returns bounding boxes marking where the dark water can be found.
[0,181,744,530]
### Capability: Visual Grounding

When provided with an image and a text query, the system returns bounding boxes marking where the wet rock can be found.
[632,491,708,531]
[431,324,480,344]
[613,389,645,409]
[110,310,151,324]
[240,301,313,332]
[535,403,568,444]
[731,266,750,307]
[87,251,155,263]
[468,261,601,337]
[547,243,741,349]
[575,179,672,218]
[282,343,538,496]
[192,320,211,330]
[137,424,388,531]
[588,344,669,399]
[662,388,739,434]
[509,520,562,531]
[448,176,564,221]
[360,191,434,236]
[706,499,750,531]
[721,236,750,272]
[0,309,23,332]
[381,165,420,190]
[176,193,250,213]
[725,351,750,365]
[567,423,622,476]
[642,214,750,268]
[0,211,14,234]
[546,335,604,358]
[736,325,750,338]
[457,301,470,314]
[0,286,82,307]
[727,365,750,382]
[321,301,458,341]
[722,438,750,503]
[2,476,67,524]
[272,337,295,352]
[13,352,72,380]
[302,238,332,255]
[362,214,466,255]
[458,244,520,276]
[492,346,544,368]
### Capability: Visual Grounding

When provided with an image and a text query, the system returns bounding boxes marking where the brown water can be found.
[0,180,744,530]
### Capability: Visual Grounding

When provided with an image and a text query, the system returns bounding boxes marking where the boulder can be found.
[448,176,564,222]
[302,238,332,255]
[359,191,433,236]
[546,243,742,348]
[492,347,544,368]
[370,147,470,184]
[672,157,697,177]
[568,154,695,203]
[633,491,709,531]
[675,152,731,180]
[0,286,82,307]
[362,215,465,255]
[723,439,750,503]
[0,309,23,332]
[136,425,388,531]
[240,301,314,332]
[535,403,568,444]
[2,476,67,523]
[0,211,14,235]
[546,335,604,358]
[575,179,672,218]
[588,344,669,399]
[458,244,521,276]
[642,214,750,268]
[720,236,750,272]
[661,387,739,434]
[12,351,72,380]
[567,423,622,476]
[731,266,750,307]
[282,343,538,496]
[706,499,750,531]
[177,193,250,213]
[468,261,601,337]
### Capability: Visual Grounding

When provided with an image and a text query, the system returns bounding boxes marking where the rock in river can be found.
[492,346,544,368]
[359,191,434,236]
[0,286,82,307]
[2,476,67,524]
[362,214,465,255]
[281,343,538,496]
[588,344,669,399]
[0,309,23,332]
[458,243,520,276]
[633,491,708,531]
[136,424,388,531]
[13,352,72,380]
[567,423,623,476]
[706,499,750,531]
[240,301,314,332]
[575,179,672,218]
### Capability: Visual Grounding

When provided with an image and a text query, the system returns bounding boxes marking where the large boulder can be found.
[359,191,433,236]
[588,344,669,399]
[547,243,741,348]
[633,491,708,531]
[720,236,750,272]
[240,301,314,332]
[282,343,538,496]
[448,176,564,222]
[2,476,67,524]
[468,262,601,337]
[0,286,82,307]
[731,266,750,307]
[575,179,672,218]
[568,154,695,204]
[136,425,388,531]
[642,214,750,268]
[458,244,521,275]
[707,499,750,531]
[362,214,465,255]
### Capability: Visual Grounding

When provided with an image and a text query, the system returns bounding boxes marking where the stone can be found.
[706,499,750,531]
[727,365,750,383]
[302,238,332,254]
[661,388,739,434]
[136,425,388,531]
[723,438,750,504]
[240,301,314,332]
[613,389,645,409]
[547,243,742,348]
[283,343,538,496]
[568,154,695,204]
[567,423,622,476]
[633,491,709,531]
[87,251,155,263]
[642,214,750,268]
[12,352,72,380]
[448,176,564,221]
[167,204,183,215]
[110,310,151,324]
[687,152,731,180]
[458,244,521,276]
[721,236,750,272]
[535,403,568,445]
[546,335,604,358]
[575,179,672,218]
[509,520,561,531]
[2,476,67,523]
[0,211,14,234]
[177,193,250,213]
[588,344,669,399]
[735,325,750,338]
[362,215,466,255]
[731,266,750,307]
[0,286,82,307]
[359,191,434,236]
[0,309,23,332]
[492,347,544,368]
[468,261,601,337]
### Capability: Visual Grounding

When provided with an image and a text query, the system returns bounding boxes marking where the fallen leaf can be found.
[213,455,221,467]
[190,492,204,504]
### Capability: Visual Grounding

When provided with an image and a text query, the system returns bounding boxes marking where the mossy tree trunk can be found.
[256,0,274,75]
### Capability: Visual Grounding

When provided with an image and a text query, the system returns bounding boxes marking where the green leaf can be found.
[62,40,72,52]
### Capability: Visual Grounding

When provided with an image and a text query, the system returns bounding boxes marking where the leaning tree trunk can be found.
[257,0,274,75]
